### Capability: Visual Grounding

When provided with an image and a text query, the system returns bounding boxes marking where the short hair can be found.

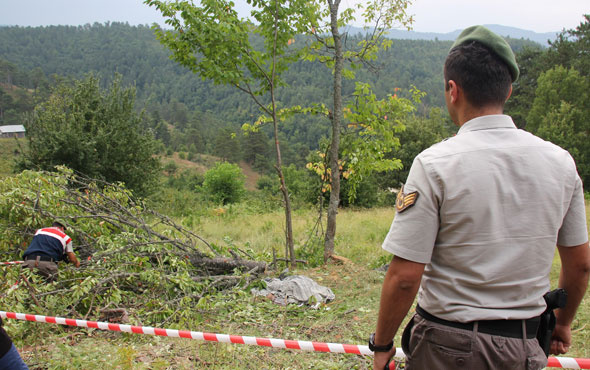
[52,221,66,231]
[444,41,512,107]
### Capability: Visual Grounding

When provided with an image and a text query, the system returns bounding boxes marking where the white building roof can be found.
[0,125,26,133]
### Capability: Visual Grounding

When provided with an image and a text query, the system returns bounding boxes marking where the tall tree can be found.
[302,0,414,261]
[18,74,161,196]
[507,14,590,130]
[546,14,590,77]
[527,66,590,186]
[508,16,590,186]
[146,0,319,267]
[212,127,242,162]
[503,46,545,129]
[242,130,271,171]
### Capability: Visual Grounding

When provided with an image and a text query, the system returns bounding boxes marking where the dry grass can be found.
[194,207,395,266]
[163,152,211,173]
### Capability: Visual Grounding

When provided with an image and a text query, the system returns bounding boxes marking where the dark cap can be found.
[451,25,519,82]
[52,221,66,231]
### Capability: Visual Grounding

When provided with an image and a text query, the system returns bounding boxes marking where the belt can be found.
[416,305,539,339]
[24,254,55,263]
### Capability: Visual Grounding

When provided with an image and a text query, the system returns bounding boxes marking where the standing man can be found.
[371,26,589,370]
[22,221,80,282]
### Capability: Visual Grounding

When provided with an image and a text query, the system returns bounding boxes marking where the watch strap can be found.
[369,332,394,352]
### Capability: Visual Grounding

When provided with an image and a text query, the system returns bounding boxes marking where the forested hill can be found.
[0,23,541,167]
[0,22,540,114]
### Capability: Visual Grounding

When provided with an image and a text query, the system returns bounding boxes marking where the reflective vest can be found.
[22,227,72,261]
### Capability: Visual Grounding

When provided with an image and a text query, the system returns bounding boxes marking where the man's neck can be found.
[456,105,504,127]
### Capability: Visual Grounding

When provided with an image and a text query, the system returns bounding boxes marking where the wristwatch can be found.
[369,333,394,352]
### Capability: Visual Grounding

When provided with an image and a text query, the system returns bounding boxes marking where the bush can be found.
[340,176,379,208]
[163,161,178,176]
[283,164,320,205]
[256,175,277,193]
[203,162,245,204]
[165,170,204,191]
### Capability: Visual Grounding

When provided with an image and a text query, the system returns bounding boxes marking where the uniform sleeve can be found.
[557,175,589,247]
[382,156,441,264]
[64,236,74,253]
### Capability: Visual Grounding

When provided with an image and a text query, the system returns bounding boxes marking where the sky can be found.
[0,0,588,34]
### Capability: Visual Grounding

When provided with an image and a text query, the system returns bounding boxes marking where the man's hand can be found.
[552,242,590,355]
[373,348,396,370]
[66,252,80,268]
[373,256,424,370]
[550,323,572,355]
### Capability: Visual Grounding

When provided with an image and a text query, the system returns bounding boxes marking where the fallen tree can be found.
[0,166,266,325]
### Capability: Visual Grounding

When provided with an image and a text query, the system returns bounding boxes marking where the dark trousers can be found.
[402,314,547,370]
[0,324,28,370]
[23,258,58,282]
[0,344,29,370]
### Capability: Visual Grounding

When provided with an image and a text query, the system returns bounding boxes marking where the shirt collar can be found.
[457,115,517,135]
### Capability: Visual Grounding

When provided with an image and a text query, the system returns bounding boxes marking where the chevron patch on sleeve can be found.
[395,185,419,213]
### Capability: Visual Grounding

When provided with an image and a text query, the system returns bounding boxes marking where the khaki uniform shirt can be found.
[382,115,588,322]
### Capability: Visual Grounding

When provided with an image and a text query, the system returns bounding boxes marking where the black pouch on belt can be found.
[537,288,568,357]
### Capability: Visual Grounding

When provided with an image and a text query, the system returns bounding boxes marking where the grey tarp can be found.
[251,275,335,308]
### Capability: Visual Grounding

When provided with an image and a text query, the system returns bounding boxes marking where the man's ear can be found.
[506,85,513,102]
[448,80,459,104]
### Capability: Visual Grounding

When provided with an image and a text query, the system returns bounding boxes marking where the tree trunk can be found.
[270,1,296,268]
[324,0,343,262]
[190,257,267,275]
[276,160,295,267]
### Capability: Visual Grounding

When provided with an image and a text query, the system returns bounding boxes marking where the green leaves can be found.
[528,65,590,185]
[300,0,414,72]
[339,83,420,202]
[18,74,160,197]
[147,0,308,95]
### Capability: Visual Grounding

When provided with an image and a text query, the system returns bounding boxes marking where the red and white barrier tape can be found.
[0,261,24,265]
[1,311,588,368]
[547,357,590,369]
[0,311,398,357]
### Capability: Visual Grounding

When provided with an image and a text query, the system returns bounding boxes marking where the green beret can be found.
[451,25,519,82]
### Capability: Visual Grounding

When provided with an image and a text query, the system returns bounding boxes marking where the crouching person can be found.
[22,221,80,282]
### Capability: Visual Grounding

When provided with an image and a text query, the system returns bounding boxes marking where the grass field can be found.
[4,203,589,369]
